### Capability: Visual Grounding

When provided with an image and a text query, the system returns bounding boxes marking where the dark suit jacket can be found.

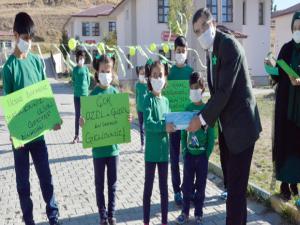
[201,31,262,154]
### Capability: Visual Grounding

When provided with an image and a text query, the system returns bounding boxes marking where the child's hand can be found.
[9,136,24,149]
[166,123,176,133]
[79,117,85,127]
[128,113,133,123]
[53,119,63,131]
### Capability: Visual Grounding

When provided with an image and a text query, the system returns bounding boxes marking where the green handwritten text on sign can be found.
[163,80,190,112]
[0,80,61,149]
[81,93,131,149]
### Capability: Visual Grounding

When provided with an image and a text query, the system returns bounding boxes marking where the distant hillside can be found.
[0,0,121,44]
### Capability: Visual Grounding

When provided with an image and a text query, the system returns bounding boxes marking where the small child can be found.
[176,72,215,225]
[2,12,61,225]
[80,54,131,225]
[71,49,90,144]
[135,65,148,152]
[143,60,175,225]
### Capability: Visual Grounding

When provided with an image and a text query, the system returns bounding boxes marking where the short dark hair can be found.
[136,66,145,76]
[13,12,35,37]
[93,54,114,83]
[174,36,188,49]
[75,50,86,63]
[192,8,213,25]
[146,60,168,91]
[189,72,205,93]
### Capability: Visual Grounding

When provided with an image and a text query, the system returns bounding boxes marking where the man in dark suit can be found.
[187,8,262,225]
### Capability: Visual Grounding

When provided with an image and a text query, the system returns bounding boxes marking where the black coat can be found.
[272,40,300,173]
[201,31,262,154]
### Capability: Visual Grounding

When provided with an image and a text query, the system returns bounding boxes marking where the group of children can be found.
[2,12,215,225]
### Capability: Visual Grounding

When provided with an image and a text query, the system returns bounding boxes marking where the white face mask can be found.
[175,53,187,65]
[189,89,203,103]
[197,25,216,50]
[98,72,112,87]
[78,59,85,67]
[139,75,146,83]
[293,30,300,44]
[151,77,165,93]
[17,38,31,54]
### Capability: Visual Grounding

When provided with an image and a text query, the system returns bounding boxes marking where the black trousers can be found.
[219,132,254,225]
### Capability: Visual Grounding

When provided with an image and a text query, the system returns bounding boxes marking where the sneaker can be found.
[280,182,291,201]
[108,217,116,225]
[220,191,228,201]
[176,213,188,224]
[100,218,108,225]
[290,184,299,196]
[174,192,183,206]
[71,136,79,144]
[195,216,203,225]
[140,145,145,152]
[49,218,60,225]
[25,220,35,225]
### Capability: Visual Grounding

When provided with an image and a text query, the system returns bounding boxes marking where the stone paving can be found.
[0,79,289,225]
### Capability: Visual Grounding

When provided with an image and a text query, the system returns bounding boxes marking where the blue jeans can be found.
[182,153,208,217]
[13,140,59,225]
[74,96,81,137]
[143,162,168,224]
[137,111,145,146]
[170,130,181,193]
[93,156,118,220]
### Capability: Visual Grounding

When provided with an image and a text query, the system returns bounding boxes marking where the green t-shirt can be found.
[90,86,120,158]
[2,52,46,143]
[181,103,215,158]
[168,64,193,81]
[72,66,90,97]
[135,82,148,112]
[144,93,170,162]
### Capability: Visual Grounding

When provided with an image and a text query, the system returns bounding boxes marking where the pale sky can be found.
[274,0,299,10]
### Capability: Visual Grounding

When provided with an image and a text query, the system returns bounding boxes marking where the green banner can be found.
[81,93,131,148]
[264,64,279,76]
[277,59,300,79]
[0,80,61,149]
[163,80,190,112]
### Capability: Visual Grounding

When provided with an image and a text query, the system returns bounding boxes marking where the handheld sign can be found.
[0,80,61,149]
[163,80,190,112]
[264,64,279,76]
[165,112,197,130]
[81,93,131,148]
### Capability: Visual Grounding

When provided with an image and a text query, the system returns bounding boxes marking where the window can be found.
[206,0,218,21]
[259,1,265,25]
[242,1,246,25]
[222,0,233,22]
[82,22,90,36]
[109,22,116,32]
[158,0,169,23]
[91,23,100,36]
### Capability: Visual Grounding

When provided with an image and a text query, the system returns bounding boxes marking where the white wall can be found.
[273,14,294,57]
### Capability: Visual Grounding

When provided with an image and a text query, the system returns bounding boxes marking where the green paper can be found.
[277,59,300,79]
[81,93,131,149]
[163,80,190,112]
[0,80,61,149]
[264,64,279,76]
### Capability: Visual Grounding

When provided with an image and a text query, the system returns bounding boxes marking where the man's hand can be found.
[187,116,202,132]
[289,77,300,86]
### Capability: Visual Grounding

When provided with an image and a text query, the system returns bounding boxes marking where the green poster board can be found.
[163,80,190,112]
[277,59,300,79]
[81,93,131,149]
[0,80,61,149]
[264,64,279,76]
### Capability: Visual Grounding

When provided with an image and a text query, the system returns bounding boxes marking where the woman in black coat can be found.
[271,12,300,200]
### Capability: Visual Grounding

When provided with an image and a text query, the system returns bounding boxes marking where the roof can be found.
[272,3,300,18]
[217,25,248,39]
[72,3,115,17]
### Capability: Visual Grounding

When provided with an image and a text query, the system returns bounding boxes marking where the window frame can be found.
[158,0,169,24]
[82,22,90,36]
[206,0,218,22]
[222,0,233,23]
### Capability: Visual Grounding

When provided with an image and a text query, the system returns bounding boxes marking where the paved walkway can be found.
[0,79,288,225]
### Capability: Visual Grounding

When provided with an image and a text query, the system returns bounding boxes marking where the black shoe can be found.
[108,217,116,225]
[49,218,60,225]
[290,184,299,196]
[25,220,35,225]
[100,218,108,225]
[280,182,291,201]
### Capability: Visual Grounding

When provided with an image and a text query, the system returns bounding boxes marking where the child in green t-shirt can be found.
[71,49,90,143]
[2,12,61,225]
[135,65,148,152]
[143,60,175,225]
[80,54,131,225]
[176,72,215,225]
